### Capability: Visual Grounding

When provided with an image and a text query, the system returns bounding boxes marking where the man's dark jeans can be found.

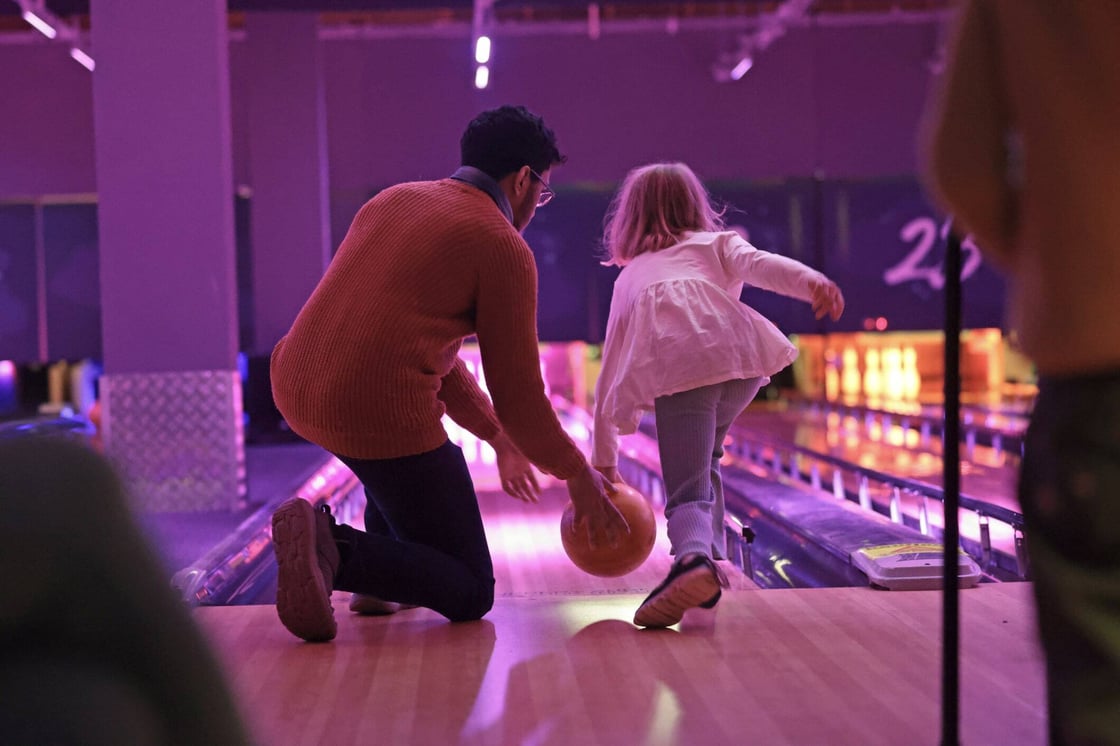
[332,440,495,622]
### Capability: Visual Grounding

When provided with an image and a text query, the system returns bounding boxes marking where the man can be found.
[923,3,1120,743]
[270,105,628,643]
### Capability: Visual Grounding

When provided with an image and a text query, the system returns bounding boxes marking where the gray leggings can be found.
[653,377,765,559]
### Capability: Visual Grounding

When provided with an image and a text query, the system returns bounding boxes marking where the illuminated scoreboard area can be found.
[788,329,1037,409]
[451,330,1036,487]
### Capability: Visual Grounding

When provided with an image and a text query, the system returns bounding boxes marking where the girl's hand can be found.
[594,465,622,485]
[809,276,845,321]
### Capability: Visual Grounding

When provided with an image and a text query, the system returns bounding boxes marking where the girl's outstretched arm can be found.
[721,232,843,321]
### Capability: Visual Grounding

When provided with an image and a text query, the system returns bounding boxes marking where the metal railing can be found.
[725,423,1029,580]
[171,455,365,605]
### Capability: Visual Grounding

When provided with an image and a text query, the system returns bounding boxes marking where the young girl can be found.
[592,162,844,628]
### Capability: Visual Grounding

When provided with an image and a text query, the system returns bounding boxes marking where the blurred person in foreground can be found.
[923,2,1120,743]
[0,435,252,745]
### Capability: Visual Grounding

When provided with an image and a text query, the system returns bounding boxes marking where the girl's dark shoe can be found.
[634,555,728,628]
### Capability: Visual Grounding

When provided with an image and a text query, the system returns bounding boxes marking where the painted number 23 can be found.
[883,217,982,289]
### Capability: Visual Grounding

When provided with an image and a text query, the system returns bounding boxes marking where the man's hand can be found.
[808,276,845,321]
[567,464,629,549]
[490,431,540,503]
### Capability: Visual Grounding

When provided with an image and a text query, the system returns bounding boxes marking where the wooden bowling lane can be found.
[194,485,1046,746]
[195,580,1045,745]
[479,483,756,598]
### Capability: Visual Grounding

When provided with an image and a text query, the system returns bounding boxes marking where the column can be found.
[91,0,243,511]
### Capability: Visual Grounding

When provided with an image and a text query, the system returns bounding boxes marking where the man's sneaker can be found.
[348,594,419,616]
[272,498,340,642]
[633,554,729,628]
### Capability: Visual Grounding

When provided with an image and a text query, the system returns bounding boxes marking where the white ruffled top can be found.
[592,230,826,468]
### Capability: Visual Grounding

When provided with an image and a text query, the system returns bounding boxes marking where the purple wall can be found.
[2,21,939,200]
[0,19,947,362]
[311,23,939,238]
[0,45,96,196]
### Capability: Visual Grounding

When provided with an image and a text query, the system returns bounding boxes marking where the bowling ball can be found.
[560,483,657,577]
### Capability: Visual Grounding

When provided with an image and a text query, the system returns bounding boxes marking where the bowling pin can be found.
[841,347,861,400]
[863,348,882,401]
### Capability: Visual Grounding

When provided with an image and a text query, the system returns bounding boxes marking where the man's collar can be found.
[449,166,514,225]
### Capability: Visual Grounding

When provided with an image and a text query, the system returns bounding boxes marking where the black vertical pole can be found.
[942,225,962,746]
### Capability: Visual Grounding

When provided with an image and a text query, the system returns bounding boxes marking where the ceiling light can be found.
[474,35,491,64]
[21,9,58,39]
[70,47,95,71]
[730,57,753,80]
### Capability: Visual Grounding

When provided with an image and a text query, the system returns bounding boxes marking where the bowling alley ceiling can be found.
[1,0,955,33]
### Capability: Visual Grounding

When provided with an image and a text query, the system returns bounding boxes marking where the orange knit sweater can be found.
[270,178,587,479]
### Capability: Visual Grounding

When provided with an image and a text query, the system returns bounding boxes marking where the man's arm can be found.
[475,233,629,548]
[439,358,541,502]
[473,238,586,479]
[438,356,501,442]
[922,0,1018,264]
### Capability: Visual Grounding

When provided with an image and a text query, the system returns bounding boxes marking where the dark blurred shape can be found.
[0,436,253,745]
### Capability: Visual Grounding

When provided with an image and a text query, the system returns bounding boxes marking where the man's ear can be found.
[513,165,532,196]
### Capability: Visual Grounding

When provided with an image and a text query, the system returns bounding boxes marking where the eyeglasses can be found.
[529,168,555,207]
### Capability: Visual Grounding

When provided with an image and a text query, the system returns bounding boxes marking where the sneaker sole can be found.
[633,565,721,628]
[349,595,401,615]
[348,597,422,615]
[272,499,337,642]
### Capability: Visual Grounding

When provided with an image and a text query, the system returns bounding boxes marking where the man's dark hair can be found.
[460,105,567,181]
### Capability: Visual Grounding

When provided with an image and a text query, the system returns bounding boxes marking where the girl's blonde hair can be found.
[600,162,725,267]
